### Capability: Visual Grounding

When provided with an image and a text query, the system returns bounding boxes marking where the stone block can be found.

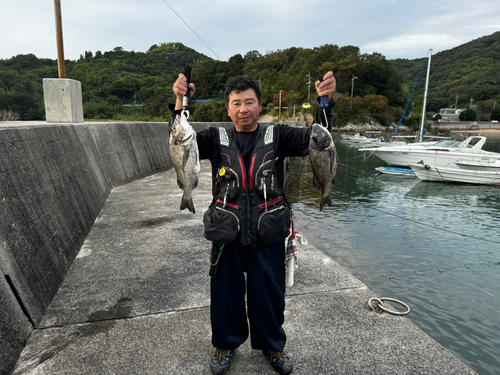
[43,78,84,123]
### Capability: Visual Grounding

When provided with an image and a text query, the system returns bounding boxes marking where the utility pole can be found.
[350,75,358,110]
[306,73,311,104]
[53,0,66,78]
[455,94,459,110]
[279,90,283,122]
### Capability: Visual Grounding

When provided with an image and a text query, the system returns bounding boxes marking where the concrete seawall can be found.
[1,119,297,374]
[430,121,500,132]
[0,121,175,374]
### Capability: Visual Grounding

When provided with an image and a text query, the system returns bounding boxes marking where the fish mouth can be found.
[312,136,330,148]
[312,136,322,145]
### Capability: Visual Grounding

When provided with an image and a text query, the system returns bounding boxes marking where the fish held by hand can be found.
[169,112,200,213]
[309,123,338,211]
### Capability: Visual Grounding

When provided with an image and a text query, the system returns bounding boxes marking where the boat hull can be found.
[454,158,500,172]
[360,136,499,168]
[375,167,415,176]
[409,163,500,185]
[367,149,499,168]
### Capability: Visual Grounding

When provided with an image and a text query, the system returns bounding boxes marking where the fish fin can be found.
[180,193,195,213]
[182,148,190,170]
[312,173,322,191]
[176,177,184,190]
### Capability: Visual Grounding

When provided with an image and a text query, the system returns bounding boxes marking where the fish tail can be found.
[320,193,332,211]
[180,193,195,213]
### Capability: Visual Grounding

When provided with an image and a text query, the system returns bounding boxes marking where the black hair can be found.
[224,75,261,104]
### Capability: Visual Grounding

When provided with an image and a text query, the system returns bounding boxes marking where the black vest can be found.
[203,126,291,246]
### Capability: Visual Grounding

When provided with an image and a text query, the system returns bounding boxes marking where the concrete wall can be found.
[430,121,500,132]
[0,119,302,374]
[88,122,173,186]
[0,121,171,375]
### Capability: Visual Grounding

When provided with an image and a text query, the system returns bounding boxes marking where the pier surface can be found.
[12,161,476,374]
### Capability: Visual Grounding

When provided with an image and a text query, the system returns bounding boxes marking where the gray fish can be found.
[169,112,200,213]
[309,123,338,211]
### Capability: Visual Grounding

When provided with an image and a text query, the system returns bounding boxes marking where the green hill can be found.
[0,43,210,121]
[390,31,500,120]
[1,32,499,125]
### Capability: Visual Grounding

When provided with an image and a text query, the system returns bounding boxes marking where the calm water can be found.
[287,134,500,375]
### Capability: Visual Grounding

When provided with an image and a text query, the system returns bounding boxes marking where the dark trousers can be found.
[210,241,286,352]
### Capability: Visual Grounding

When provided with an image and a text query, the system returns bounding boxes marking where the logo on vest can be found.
[264,126,274,145]
[219,127,229,146]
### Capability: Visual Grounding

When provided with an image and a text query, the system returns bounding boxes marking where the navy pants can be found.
[210,241,286,352]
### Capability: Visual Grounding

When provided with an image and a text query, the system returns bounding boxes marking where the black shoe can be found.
[263,351,293,374]
[211,348,234,375]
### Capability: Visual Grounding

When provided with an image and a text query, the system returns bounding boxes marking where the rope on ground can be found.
[368,297,411,316]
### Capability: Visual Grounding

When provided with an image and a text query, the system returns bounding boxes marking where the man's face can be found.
[226,89,262,132]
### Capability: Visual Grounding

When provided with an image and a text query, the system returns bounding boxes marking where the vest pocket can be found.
[257,203,291,244]
[203,204,240,244]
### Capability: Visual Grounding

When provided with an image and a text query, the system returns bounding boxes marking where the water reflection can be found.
[286,134,500,375]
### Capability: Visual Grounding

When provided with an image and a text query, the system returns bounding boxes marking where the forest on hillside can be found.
[391,31,500,121]
[1,32,500,127]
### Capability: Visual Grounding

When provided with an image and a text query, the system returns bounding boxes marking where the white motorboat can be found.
[409,162,500,185]
[344,133,380,144]
[360,136,499,167]
[454,157,500,172]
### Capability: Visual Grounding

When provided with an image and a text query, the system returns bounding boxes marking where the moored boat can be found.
[454,157,500,172]
[375,166,415,176]
[360,136,499,167]
[409,162,500,185]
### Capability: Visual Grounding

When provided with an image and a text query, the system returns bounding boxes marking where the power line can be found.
[161,0,221,60]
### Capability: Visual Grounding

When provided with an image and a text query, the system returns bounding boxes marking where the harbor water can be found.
[286,133,500,375]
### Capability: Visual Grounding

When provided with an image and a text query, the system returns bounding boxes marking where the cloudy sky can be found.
[2,0,500,62]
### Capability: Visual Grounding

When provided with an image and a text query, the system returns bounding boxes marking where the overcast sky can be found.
[2,0,500,62]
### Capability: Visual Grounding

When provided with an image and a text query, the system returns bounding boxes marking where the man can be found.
[170,72,335,374]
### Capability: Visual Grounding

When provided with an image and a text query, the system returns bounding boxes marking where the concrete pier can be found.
[43,79,84,123]
[11,160,476,375]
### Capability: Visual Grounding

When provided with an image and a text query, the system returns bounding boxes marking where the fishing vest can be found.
[203,125,291,246]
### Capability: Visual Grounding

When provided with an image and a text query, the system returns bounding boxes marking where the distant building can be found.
[437,108,465,122]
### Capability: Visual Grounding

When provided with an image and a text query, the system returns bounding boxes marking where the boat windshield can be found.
[432,140,460,148]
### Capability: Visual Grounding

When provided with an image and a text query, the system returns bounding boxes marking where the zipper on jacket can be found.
[238,155,247,188]
[215,206,241,231]
[221,166,240,188]
[255,159,273,181]
[249,153,257,188]
[258,196,282,210]
[257,205,285,231]
[216,199,239,210]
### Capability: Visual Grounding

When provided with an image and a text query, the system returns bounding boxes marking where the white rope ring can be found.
[368,297,411,316]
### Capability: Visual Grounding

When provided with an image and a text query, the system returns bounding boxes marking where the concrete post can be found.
[43,78,84,123]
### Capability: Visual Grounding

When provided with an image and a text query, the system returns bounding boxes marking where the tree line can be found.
[391,31,500,122]
[1,32,500,127]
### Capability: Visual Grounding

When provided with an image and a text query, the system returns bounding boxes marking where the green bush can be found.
[459,108,477,121]
[491,108,500,121]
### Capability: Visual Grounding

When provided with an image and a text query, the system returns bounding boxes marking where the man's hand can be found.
[315,71,336,103]
[173,73,196,110]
